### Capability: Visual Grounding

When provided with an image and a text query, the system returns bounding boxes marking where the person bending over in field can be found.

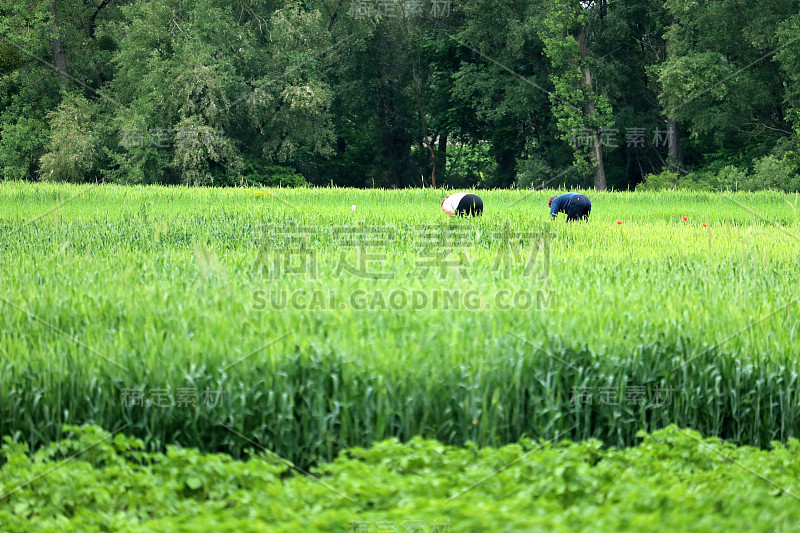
[549,193,591,222]
[442,192,483,217]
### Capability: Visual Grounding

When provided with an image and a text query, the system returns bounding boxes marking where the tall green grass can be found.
[1,182,798,467]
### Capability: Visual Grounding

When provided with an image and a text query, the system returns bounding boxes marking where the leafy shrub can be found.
[636,169,680,191]
[39,94,101,183]
[637,168,744,192]
[516,155,584,189]
[713,165,750,191]
[688,157,800,193]
[636,169,712,191]
[170,116,242,187]
[748,154,800,192]
[246,165,308,188]
[216,156,308,187]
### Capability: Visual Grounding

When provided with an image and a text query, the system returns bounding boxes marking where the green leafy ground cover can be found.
[2,425,800,532]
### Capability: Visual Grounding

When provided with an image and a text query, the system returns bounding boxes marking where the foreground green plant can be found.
[1,425,800,532]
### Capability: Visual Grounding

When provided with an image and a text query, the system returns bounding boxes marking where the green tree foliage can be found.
[538,0,615,190]
[775,14,800,147]
[40,93,101,182]
[0,0,62,180]
[104,0,334,185]
[1,0,800,189]
[657,0,799,169]
[452,0,566,188]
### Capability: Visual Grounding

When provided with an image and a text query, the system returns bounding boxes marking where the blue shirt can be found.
[550,193,579,218]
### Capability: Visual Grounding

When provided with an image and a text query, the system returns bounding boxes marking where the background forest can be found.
[2,0,800,190]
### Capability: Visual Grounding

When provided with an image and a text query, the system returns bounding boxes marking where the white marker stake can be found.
[352,205,356,212]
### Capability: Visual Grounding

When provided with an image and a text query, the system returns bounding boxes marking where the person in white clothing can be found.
[441,193,483,217]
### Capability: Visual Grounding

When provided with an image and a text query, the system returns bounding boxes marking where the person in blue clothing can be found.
[549,193,591,221]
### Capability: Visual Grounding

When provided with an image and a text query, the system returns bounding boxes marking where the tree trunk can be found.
[493,147,517,188]
[590,130,607,190]
[666,115,684,172]
[426,142,436,188]
[437,134,447,185]
[578,27,606,191]
[49,1,68,82]
[400,19,435,189]
[663,17,684,173]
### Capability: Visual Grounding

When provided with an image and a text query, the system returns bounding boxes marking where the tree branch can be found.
[88,0,113,39]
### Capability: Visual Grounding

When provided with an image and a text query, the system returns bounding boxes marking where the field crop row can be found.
[1,183,799,467]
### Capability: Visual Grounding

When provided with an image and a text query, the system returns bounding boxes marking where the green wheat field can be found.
[1,182,800,531]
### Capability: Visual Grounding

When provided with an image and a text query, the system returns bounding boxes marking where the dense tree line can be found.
[1,0,799,190]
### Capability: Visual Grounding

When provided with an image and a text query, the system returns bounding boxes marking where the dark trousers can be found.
[456,194,483,217]
[566,194,591,221]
